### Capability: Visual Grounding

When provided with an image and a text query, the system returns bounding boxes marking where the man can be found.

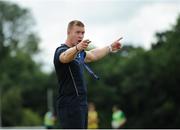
[88,102,99,129]
[53,20,122,129]
[44,110,56,129]
[111,105,127,129]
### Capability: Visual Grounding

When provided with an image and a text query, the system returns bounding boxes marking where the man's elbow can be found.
[87,55,97,63]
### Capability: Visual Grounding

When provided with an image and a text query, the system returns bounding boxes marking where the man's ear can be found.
[67,30,70,35]
[67,28,72,35]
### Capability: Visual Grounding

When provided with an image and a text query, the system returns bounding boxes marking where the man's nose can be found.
[79,33,84,38]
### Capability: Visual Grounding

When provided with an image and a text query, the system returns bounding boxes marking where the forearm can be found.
[59,46,79,63]
[89,46,110,61]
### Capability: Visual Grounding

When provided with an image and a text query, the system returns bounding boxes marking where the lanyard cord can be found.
[79,51,100,80]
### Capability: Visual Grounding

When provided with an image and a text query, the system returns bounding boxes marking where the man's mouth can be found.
[78,40,82,43]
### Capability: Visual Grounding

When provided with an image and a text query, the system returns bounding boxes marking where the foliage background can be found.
[0,1,180,128]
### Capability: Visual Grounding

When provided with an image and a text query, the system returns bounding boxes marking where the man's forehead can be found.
[72,25,85,31]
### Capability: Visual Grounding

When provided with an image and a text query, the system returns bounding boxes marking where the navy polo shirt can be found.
[53,44,87,108]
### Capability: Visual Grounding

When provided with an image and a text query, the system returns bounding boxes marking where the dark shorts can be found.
[57,105,88,129]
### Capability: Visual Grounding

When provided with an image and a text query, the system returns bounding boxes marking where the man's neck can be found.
[65,39,74,47]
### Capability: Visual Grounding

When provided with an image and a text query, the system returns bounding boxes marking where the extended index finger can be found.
[116,37,123,42]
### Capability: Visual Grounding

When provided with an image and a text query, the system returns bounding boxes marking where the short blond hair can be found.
[67,20,85,31]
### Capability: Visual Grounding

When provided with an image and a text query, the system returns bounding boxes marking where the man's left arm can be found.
[85,37,123,63]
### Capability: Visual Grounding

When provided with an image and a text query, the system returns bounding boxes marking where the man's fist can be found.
[76,39,91,51]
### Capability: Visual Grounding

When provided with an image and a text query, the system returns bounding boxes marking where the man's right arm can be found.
[59,46,79,63]
[59,39,90,63]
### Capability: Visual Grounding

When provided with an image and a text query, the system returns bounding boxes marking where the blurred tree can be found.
[86,15,180,128]
[1,0,180,128]
[21,109,42,126]
[0,1,48,126]
[1,87,22,126]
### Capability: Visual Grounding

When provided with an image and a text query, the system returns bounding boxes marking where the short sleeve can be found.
[54,46,68,65]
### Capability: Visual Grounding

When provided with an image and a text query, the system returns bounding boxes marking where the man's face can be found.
[68,25,85,45]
